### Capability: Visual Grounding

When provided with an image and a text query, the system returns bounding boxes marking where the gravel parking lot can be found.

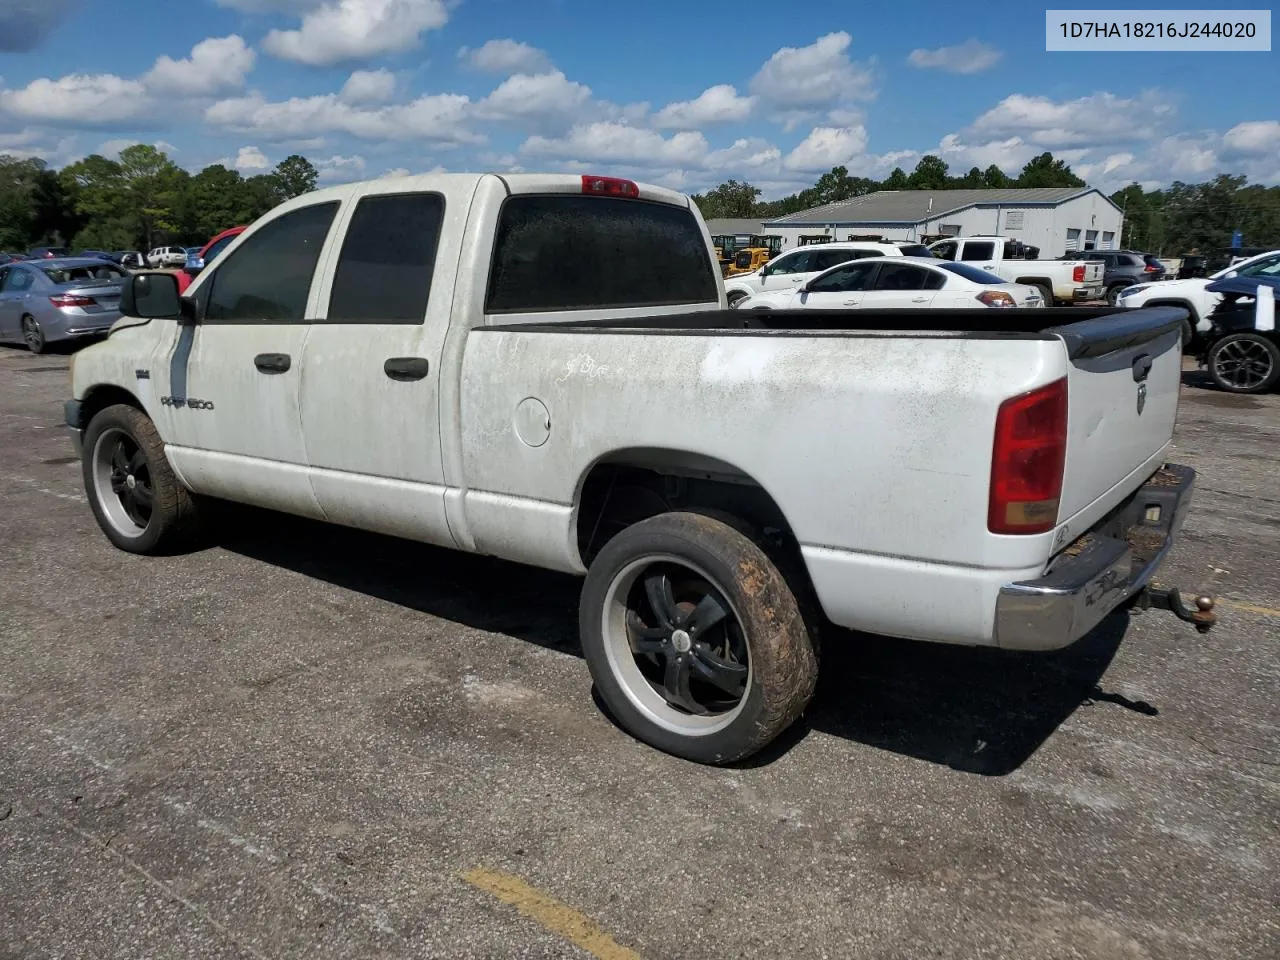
[1,343,1277,960]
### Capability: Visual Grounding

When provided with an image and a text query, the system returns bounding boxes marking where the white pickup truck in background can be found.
[929,236,1105,306]
[66,172,1214,765]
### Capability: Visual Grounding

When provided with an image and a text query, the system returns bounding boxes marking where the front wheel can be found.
[726,290,750,309]
[1207,333,1280,394]
[82,403,207,553]
[1105,283,1129,306]
[579,512,819,764]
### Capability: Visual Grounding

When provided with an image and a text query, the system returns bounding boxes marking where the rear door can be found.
[858,261,946,308]
[298,185,464,548]
[1055,310,1184,522]
[955,239,1002,279]
[795,259,879,309]
[0,266,35,340]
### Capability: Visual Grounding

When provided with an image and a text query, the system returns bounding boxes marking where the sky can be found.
[0,0,1277,197]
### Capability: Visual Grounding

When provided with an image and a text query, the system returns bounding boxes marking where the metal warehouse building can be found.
[761,187,1125,258]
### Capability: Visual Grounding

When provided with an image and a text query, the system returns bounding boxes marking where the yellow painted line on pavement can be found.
[462,867,642,960]
[1221,600,1280,619]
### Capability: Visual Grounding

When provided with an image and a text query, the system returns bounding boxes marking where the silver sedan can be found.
[0,258,129,354]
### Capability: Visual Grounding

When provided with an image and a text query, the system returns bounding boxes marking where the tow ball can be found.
[1134,585,1218,634]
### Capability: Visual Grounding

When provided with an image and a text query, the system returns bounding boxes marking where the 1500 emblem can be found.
[162,396,215,410]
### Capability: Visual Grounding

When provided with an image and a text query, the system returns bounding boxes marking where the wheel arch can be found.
[74,384,146,430]
[573,447,802,568]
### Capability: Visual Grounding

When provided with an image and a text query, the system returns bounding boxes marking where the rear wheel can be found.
[1207,333,1280,394]
[1105,283,1129,306]
[1033,283,1053,307]
[82,403,207,553]
[727,290,750,308]
[579,511,818,764]
[22,315,45,354]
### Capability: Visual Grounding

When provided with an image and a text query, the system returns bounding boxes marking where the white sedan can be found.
[736,256,1045,311]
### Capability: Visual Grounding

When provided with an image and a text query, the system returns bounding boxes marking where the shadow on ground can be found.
[220,506,1152,777]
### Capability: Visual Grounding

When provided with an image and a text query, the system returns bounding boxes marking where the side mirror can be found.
[798,283,811,294]
[122,272,189,322]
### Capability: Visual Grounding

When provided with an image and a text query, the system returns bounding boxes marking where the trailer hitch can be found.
[1134,585,1218,634]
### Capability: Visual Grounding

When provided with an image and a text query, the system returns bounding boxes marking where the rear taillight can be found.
[1072,265,1085,283]
[581,175,639,198]
[989,378,1068,535]
[1144,264,1159,272]
[976,290,1016,308]
[50,294,95,308]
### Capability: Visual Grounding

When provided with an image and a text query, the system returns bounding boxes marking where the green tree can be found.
[690,179,761,219]
[1,156,73,249]
[1016,152,1085,188]
[185,164,253,238]
[274,154,318,200]
[118,144,187,249]
[982,164,1013,189]
[953,166,985,188]
[907,155,949,190]
[882,167,909,190]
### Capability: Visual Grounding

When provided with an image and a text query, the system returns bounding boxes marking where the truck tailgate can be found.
[1082,262,1104,284]
[1054,307,1184,521]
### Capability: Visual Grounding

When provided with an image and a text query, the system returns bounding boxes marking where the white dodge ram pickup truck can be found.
[929,236,1105,305]
[66,172,1215,764]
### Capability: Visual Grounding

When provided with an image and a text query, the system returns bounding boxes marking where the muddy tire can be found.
[82,403,207,554]
[1207,332,1280,394]
[579,511,819,764]
[1033,283,1054,307]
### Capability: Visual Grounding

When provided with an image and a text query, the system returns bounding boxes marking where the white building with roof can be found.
[761,188,1124,258]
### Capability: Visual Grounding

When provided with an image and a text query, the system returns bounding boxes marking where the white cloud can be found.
[0,73,154,127]
[652,84,755,130]
[380,167,412,178]
[749,33,876,110]
[234,145,270,172]
[935,133,1038,173]
[262,0,449,67]
[144,35,255,98]
[95,138,178,159]
[521,122,710,167]
[340,68,396,104]
[474,71,593,131]
[907,39,1002,75]
[206,91,479,145]
[971,91,1175,148]
[316,154,367,181]
[459,39,552,75]
[705,137,783,172]
[783,125,870,172]
[1223,120,1280,155]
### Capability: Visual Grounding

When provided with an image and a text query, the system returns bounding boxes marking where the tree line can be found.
[3,145,1278,258]
[0,146,319,253]
[692,151,1280,257]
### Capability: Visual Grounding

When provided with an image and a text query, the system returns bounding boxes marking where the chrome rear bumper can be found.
[995,464,1206,651]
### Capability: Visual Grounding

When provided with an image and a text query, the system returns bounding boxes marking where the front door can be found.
[157,197,344,517]
[757,250,815,292]
[297,187,458,548]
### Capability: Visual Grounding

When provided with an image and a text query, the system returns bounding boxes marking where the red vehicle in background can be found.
[176,226,246,294]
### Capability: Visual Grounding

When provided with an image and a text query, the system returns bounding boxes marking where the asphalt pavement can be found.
[1,343,1277,960]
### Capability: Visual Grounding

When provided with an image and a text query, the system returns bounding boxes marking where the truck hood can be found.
[1121,277,1207,298]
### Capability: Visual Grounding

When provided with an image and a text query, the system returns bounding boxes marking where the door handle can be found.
[842,299,860,305]
[384,357,430,381]
[254,353,291,374]
[911,296,929,303]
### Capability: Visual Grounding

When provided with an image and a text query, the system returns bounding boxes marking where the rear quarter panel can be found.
[457,328,1070,574]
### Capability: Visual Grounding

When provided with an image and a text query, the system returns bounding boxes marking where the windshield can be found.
[936,261,1004,284]
[42,264,126,284]
[1213,251,1280,279]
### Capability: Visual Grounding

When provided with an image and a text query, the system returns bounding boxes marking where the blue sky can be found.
[1,0,1276,196]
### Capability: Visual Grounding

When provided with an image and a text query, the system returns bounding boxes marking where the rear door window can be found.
[328,192,445,323]
[807,261,878,292]
[875,263,945,291]
[205,201,339,323]
[812,250,861,271]
[959,241,996,261]
[486,196,717,312]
